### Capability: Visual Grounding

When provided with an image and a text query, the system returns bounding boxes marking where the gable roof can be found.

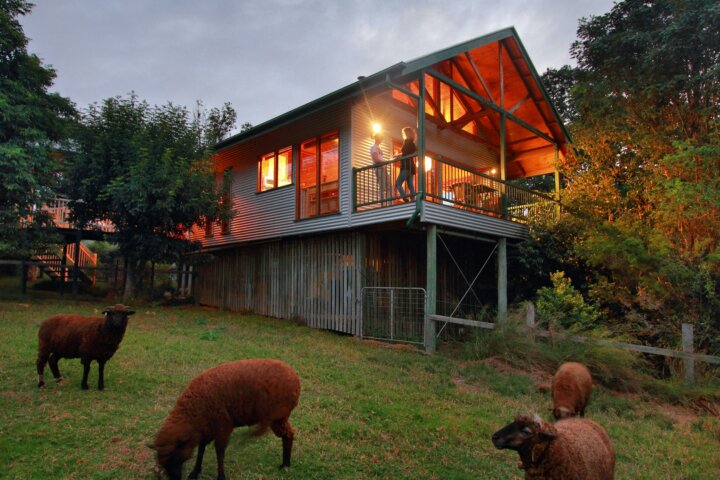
[215,26,569,176]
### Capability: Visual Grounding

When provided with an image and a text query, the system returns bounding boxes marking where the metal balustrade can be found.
[353,153,557,222]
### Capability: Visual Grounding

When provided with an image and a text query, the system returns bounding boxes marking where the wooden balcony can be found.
[352,153,557,227]
[40,197,115,233]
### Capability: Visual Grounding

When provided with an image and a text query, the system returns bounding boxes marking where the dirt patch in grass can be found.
[100,439,155,477]
[451,374,479,394]
[360,339,422,352]
[480,356,553,389]
[651,402,700,433]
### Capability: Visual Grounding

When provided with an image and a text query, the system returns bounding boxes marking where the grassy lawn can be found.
[1,295,718,479]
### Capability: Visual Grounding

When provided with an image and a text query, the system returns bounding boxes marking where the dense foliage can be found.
[520,0,720,356]
[0,0,75,257]
[64,95,236,300]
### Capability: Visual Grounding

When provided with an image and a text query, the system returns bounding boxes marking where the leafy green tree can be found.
[65,95,236,301]
[528,0,720,354]
[0,0,75,257]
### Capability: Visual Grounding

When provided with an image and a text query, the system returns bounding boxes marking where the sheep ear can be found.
[539,423,558,440]
[127,309,136,316]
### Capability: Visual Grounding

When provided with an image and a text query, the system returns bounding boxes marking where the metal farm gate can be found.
[361,287,426,344]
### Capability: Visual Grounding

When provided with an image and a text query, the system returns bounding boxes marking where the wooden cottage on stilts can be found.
[191,27,569,352]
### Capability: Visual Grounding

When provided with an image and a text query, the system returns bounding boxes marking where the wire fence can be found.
[0,259,195,299]
[361,287,426,344]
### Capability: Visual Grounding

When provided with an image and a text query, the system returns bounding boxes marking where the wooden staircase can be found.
[34,242,98,286]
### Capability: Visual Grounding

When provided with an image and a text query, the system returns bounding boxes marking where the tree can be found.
[65,95,236,301]
[528,0,720,355]
[0,0,75,257]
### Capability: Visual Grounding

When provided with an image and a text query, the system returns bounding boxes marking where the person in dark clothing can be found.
[395,126,417,202]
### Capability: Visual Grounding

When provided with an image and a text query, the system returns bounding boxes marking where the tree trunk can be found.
[122,258,146,303]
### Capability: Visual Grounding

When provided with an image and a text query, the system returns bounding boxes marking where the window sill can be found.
[256,184,294,194]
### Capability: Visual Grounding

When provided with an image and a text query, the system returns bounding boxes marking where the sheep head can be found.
[491,414,558,459]
[102,304,135,330]
[151,421,197,480]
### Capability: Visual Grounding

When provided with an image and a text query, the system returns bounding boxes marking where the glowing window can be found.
[258,146,293,192]
[297,131,339,219]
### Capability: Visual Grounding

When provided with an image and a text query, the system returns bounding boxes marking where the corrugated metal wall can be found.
[421,202,528,239]
[194,229,500,336]
[198,100,353,248]
[195,231,365,335]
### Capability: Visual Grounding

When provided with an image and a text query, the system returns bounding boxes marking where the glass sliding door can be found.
[297,131,339,219]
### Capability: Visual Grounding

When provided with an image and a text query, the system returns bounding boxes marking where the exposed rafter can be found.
[463,52,496,104]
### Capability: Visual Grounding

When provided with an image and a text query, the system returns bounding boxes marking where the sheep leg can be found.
[36,350,50,388]
[97,360,106,390]
[81,359,91,390]
[213,432,231,480]
[187,441,208,480]
[48,354,62,383]
[271,418,294,468]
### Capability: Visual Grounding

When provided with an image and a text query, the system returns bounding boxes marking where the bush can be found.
[465,308,651,392]
[536,271,601,331]
[463,307,720,405]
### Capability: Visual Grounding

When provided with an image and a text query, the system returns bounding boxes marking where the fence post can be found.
[20,260,28,294]
[390,289,395,341]
[425,224,437,353]
[682,323,694,385]
[525,302,536,342]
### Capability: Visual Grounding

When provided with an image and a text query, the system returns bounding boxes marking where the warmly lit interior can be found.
[258,146,292,192]
[391,36,565,180]
[298,131,339,219]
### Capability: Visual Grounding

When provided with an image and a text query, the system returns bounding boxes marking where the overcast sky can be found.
[21,0,615,131]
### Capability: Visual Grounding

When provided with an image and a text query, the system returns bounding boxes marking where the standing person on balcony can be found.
[395,126,417,203]
[370,132,390,206]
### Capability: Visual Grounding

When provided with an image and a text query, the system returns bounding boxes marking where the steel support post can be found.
[424,224,437,353]
[497,237,507,322]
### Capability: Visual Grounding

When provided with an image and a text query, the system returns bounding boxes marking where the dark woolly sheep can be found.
[492,413,615,480]
[36,304,135,390]
[152,359,301,480]
[552,362,593,419]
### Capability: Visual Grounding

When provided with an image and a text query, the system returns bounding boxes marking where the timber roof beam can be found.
[425,67,556,146]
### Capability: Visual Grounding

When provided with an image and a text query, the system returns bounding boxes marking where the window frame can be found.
[257,146,293,192]
[296,130,340,220]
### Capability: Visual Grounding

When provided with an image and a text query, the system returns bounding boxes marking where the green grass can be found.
[1,297,719,479]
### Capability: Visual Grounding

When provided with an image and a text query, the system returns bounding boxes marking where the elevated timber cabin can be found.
[191,27,569,350]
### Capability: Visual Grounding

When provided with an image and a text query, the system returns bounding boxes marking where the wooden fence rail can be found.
[427,311,719,385]
[0,259,195,297]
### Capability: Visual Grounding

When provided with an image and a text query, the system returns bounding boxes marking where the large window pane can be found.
[297,132,339,219]
[277,147,292,187]
[319,133,339,215]
[299,139,318,218]
[259,152,275,192]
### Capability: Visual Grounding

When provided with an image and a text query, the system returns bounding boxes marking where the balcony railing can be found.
[41,197,115,232]
[353,153,557,223]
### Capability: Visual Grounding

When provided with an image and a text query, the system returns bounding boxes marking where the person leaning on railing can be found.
[395,127,417,203]
[370,132,391,205]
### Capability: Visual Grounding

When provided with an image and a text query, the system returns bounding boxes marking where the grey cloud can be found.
[21,0,614,130]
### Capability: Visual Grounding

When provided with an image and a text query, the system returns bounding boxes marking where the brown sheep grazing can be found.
[37,304,135,390]
[492,413,615,480]
[552,362,593,419]
[151,359,301,480]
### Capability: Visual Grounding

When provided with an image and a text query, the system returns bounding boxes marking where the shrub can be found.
[536,271,601,331]
[464,309,650,392]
